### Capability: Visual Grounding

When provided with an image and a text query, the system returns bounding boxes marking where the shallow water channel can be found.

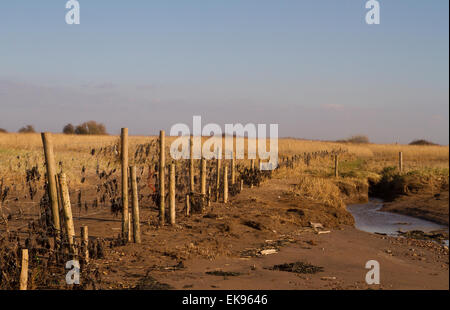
[347,198,448,244]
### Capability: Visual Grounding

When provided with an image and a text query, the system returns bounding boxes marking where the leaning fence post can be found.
[189,135,195,193]
[334,155,339,178]
[399,152,403,172]
[130,166,141,243]
[19,249,28,290]
[81,226,89,263]
[159,130,166,225]
[120,128,129,240]
[41,132,61,234]
[58,173,76,254]
[169,164,176,225]
[223,165,228,203]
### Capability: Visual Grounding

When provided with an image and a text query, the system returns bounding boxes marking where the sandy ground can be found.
[58,177,448,290]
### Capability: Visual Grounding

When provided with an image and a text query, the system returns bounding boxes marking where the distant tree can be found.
[337,135,370,144]
[0,128,7,133]
[409,139,438,146]
[75,121,107,135]
[18,125,36,133]
[63,123,75,134]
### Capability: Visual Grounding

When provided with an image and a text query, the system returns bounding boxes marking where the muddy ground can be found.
[2,175,449,290]
[381,190,449,226]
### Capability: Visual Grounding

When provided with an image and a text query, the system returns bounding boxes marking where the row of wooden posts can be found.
[18,132,406,289]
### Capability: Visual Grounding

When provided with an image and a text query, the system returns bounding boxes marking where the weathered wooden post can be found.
[120,128,129,240]
[223,165,228,203]
[130,166,141,243]
[231,154,236,185]
[58,173,76,254]
[215,150,221,202]
[334,155,339,178]
[399,152,403,172]
[250,159,255,188]
[81,226,89,263]
[159,130,166,225]
[41,132,61,234]
[169,164,176,225]
[19,249,28,290]
[240,179,244,192]
[128,212,132,242]
[201,158,207,196]
[189,135,195,193]
[207,187,211,207]
[185,194,190,217]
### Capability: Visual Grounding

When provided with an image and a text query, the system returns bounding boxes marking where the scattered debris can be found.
[268,261,324,274]
[206,270,241,277]
[260,249,278,255]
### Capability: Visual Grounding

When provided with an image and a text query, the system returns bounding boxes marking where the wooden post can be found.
[128,212,132,242]
[231,155,236,185]
[215,151,221,202]
[207,187,211,207]
[19,249,28,290]
[399,152,403,172]
[250,159,255,188]
[189,135,195,193]
[201,158,207,196]
[121,128,129,240]
[223,165,228,203]
[169,164,176,225]
[185,194,190,217]
[159,130,166,225]
[81,226,89,263]
[130,166,141,243]
[58,173,76,254]
[334,155,339,178]
[240,179,244,192]
[41,133,61,234]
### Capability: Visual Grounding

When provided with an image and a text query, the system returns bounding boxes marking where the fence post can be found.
[41,132,61,234]
[130,166,141,243]
[334,155,339,178]
[159,130,166,225]
[58,173,76,254]
[169,164,176,225]
[128,212,132,242]
[231,154,236,185]
[19,249,28,290]
[250,159,255,188]
[185,194,190,217]
[189,135,195,193]
[240,179,244,192]
[223,165,228,203]
[399,152,403,172]
[81,226,89,263]
[207,187,211,207]
[120,128,129,240]
[215,150,221,202]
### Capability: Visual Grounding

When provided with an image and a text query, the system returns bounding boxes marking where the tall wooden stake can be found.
[58,173,76,254]
[169,164,176,225]
[189,135,195,193]
[19,249,28,290]
[334,155,339,178]
[399,152,403,172]
[121,128,129,240]
[130,166,141,243]
[215,150,221,202]
[41,132,60,234]
[231,154,236,185]
[159,130,166,225]
[185,194,191,217]
[81,226,89,263]
[223,165,228,203]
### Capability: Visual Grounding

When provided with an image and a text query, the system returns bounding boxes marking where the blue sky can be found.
[0,0,448,144]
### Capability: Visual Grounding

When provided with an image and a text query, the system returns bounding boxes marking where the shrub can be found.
[0,128,7,133]
[336,135,370,144]
[409,139,438,146]
[74,121,107,135]
[62,123,75,134]
[18,125,35,133]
